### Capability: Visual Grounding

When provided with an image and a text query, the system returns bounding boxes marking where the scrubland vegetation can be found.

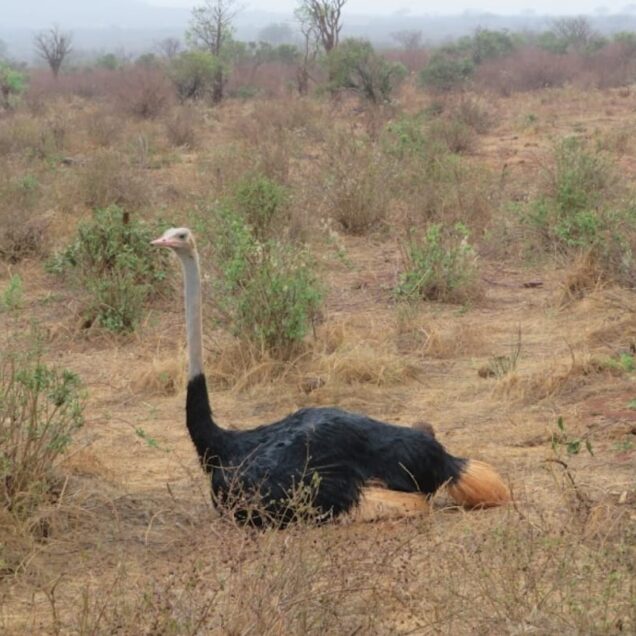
[0,7,635,633]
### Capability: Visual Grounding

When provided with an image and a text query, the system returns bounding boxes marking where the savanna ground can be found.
[1,75,635,634]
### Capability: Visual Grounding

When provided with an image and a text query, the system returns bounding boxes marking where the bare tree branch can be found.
[155,37,182,60]
[297,0,347,53]
[34,25,72,78]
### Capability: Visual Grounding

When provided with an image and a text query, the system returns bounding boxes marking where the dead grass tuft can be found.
[396,307,485,359]
[164,104,202,149]
[558,250,605,306]
[494,353,615,404]
[132,355,185,396]
[78,149,150,210]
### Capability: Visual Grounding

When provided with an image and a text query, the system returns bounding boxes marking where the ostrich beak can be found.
[151,236,178,248]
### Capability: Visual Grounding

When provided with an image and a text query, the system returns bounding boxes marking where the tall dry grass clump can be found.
[322,129,393,234]
[79,148,150,211]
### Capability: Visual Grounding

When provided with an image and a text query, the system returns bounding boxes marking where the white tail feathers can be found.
[447,459,511,508]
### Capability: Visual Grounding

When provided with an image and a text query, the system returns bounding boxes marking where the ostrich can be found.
[152,227,510,525]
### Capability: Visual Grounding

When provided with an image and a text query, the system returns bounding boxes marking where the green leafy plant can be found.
[326,38,407,103]
[522,137,636,284]
[47,206,168,333]
[0,62,26,109]
[551,416,594,457]
[480,327,522,378]
[170,50,222,101]
[397,223,481,303]
[1,274,23,311]
[418,53,474,91]
[203,204,322,357]
[232,173,289,239]
[0,334,84,518]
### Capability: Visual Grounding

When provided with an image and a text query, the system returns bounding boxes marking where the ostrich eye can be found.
[178,233,186,240]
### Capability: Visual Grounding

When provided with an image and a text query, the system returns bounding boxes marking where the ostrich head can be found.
[151,227,196,257]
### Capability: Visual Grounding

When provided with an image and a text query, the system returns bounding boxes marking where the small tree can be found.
[552,16,598,52]
[419,53,474,92]
[156,37,182,60]
[297,0,347,54]
[294,7,320,95]
[34,25,72,78]
[0,62,26,109]
[187,0,241,103]
[170,50,220,100]
[258,22,296,45]
[391,30,423,51]
[327,38,407,103]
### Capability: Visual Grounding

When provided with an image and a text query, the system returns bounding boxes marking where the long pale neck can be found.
[180,251,204,380]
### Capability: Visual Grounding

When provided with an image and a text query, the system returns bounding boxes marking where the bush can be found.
[202,205,322,357]
[418,53,474,91]
[170,50,221,101]
[521,138,635,285]
[114,66,174,119]
[397,223,481,303]
[428,118,476,154]
[0,61,26,109]
[232,173,289,239]
[79,149,150,211]
[382,116,493,231]
[326,38,407,103]
[47,206,169,332]
[164,105,201,148]
[323,131,392,234]
[475,47,577,95]
[0,334,84,518]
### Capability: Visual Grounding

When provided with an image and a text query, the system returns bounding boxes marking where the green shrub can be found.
[326,38,407,103]
[521,138,635,284]
[48,206,168,332]
[170,50,221,101]
[0,334,84,518]
[232,174,289,239]
[0,61,26,109]
[418,53,474,92]
[428,118,477,154]
[382,118,492,229]
[202,205,322,357]
[397,223,481,303]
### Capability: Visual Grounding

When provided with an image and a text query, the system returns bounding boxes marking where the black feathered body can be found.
[187,374,465,524]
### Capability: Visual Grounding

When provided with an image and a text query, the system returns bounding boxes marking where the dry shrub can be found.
[228,61,299,97]
[19,496,633,634]
[323,129,392,234]
[588,42,636,89]
[475,47,579,95]
[132,355,184,396]
[428,116,477,154]
[164,104,202,148]
[0,112,67,160]
[558,250,604,305]
[316,340,419,387]
[384,47,430,72]
[586,289,636,349]
[79,149,150,210]
[396,307,485,359]
[84,108,122,147]
[0,212,50,263]
[494,354,613,404]
[113,67,175,119]
[25,68,115,103]
[452,95,495,134]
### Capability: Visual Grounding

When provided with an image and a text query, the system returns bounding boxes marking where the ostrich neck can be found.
[181,252,204,380]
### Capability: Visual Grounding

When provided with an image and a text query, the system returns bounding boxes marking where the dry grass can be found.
[1,79,635,634]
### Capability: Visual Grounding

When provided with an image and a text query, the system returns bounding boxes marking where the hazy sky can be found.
[146,0,636,16]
